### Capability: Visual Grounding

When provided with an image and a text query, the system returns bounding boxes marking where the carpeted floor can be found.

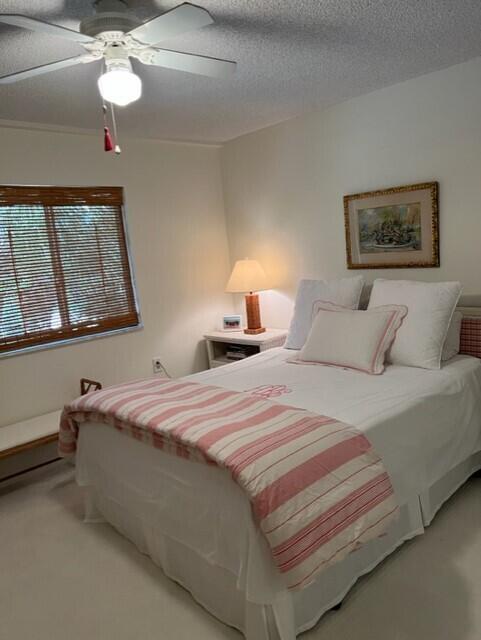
[1,462,480,640]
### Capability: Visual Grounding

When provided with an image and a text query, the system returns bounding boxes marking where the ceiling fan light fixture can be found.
[98,59,141,107]
[0,3,236,102]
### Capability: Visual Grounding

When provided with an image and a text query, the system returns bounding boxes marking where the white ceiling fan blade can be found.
[0,55,94,84]
[128,3,213,46]
[148,48,236,78]
[0,14,94,43]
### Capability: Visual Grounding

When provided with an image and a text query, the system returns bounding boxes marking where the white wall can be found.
[0,127,233,427]
[221,56,481,328]
[4,55,481,427]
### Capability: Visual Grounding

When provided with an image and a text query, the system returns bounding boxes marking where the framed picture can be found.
[344,182,439,269]
[222,314,242,331]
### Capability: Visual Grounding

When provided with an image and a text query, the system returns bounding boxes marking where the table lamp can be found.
[225,258,269,334]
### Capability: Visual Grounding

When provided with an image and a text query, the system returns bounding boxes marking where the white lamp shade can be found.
[98,69,142,107]
[225,259,269,293]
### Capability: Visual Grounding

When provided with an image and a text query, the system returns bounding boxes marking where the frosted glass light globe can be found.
[98,68,142,107]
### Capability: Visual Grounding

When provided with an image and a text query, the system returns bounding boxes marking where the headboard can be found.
[359,286,481,315]
[457,295,481,317]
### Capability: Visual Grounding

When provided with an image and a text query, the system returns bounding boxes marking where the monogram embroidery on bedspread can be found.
[59,377,398,590]
[248,384,292,398]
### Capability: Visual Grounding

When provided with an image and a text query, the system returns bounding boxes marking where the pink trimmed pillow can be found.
[288,301,407,375]
[285,277,364,350]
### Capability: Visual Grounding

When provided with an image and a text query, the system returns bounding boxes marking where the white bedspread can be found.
[76,349,481,615]
[190,349,481,504]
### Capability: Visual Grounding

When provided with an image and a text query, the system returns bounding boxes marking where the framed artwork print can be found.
[344,181,439,269]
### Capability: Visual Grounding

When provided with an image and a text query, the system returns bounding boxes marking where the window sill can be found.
[0,322,144,360]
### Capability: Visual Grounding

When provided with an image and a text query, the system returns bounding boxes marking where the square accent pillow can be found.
[460,316,481,358]
[288,301,407,375]
[368,279,462,369]
[285,276,364,350]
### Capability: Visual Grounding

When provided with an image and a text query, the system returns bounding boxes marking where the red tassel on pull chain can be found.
[104,126,114,152]
[102,102,113,152]
[101,100,122,155]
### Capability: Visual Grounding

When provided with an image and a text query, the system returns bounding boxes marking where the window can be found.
[0,185,140,356]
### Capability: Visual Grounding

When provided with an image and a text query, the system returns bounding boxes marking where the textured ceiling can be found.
[1,1,481,142]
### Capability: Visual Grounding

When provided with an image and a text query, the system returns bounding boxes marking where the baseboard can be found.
[0,440,59,481]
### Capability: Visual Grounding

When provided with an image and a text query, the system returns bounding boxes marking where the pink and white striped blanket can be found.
[59,377,398,590]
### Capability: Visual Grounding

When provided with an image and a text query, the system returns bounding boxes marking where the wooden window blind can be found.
[0,186,140,355]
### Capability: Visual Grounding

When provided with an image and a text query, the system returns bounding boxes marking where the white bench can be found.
[0,410,61,461]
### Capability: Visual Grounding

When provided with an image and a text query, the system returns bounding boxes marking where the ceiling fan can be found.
[0,0,236,106]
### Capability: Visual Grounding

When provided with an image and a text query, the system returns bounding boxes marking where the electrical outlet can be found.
[152,358,169,377]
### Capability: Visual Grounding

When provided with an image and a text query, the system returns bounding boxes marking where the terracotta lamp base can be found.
[244,293,266,335]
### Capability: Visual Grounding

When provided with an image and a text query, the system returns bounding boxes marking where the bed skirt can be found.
[77,424,481,640]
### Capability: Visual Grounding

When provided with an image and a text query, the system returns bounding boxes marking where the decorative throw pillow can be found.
[368,279,462,369]
[285,276,364,350]
[288,301,407,375]
[441,311,463,361]
[460,316,481,359]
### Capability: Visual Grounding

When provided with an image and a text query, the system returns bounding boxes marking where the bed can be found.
[73,337,481,640]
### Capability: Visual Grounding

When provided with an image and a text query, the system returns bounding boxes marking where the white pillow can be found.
[368,279,462,370]
[285,276,364,350]
[288,301,407,375]
[442,311,463,361]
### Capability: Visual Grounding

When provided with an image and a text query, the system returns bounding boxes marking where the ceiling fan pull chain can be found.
[102,102,114,152]
[99,57,114,153]
[110,102,122,155]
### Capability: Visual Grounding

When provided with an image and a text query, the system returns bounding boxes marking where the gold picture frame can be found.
[344,181,439,269]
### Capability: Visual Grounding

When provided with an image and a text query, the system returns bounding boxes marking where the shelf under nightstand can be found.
[204,329,287,369]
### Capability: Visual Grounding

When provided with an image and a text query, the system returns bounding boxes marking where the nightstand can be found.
[204,329,287,369]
